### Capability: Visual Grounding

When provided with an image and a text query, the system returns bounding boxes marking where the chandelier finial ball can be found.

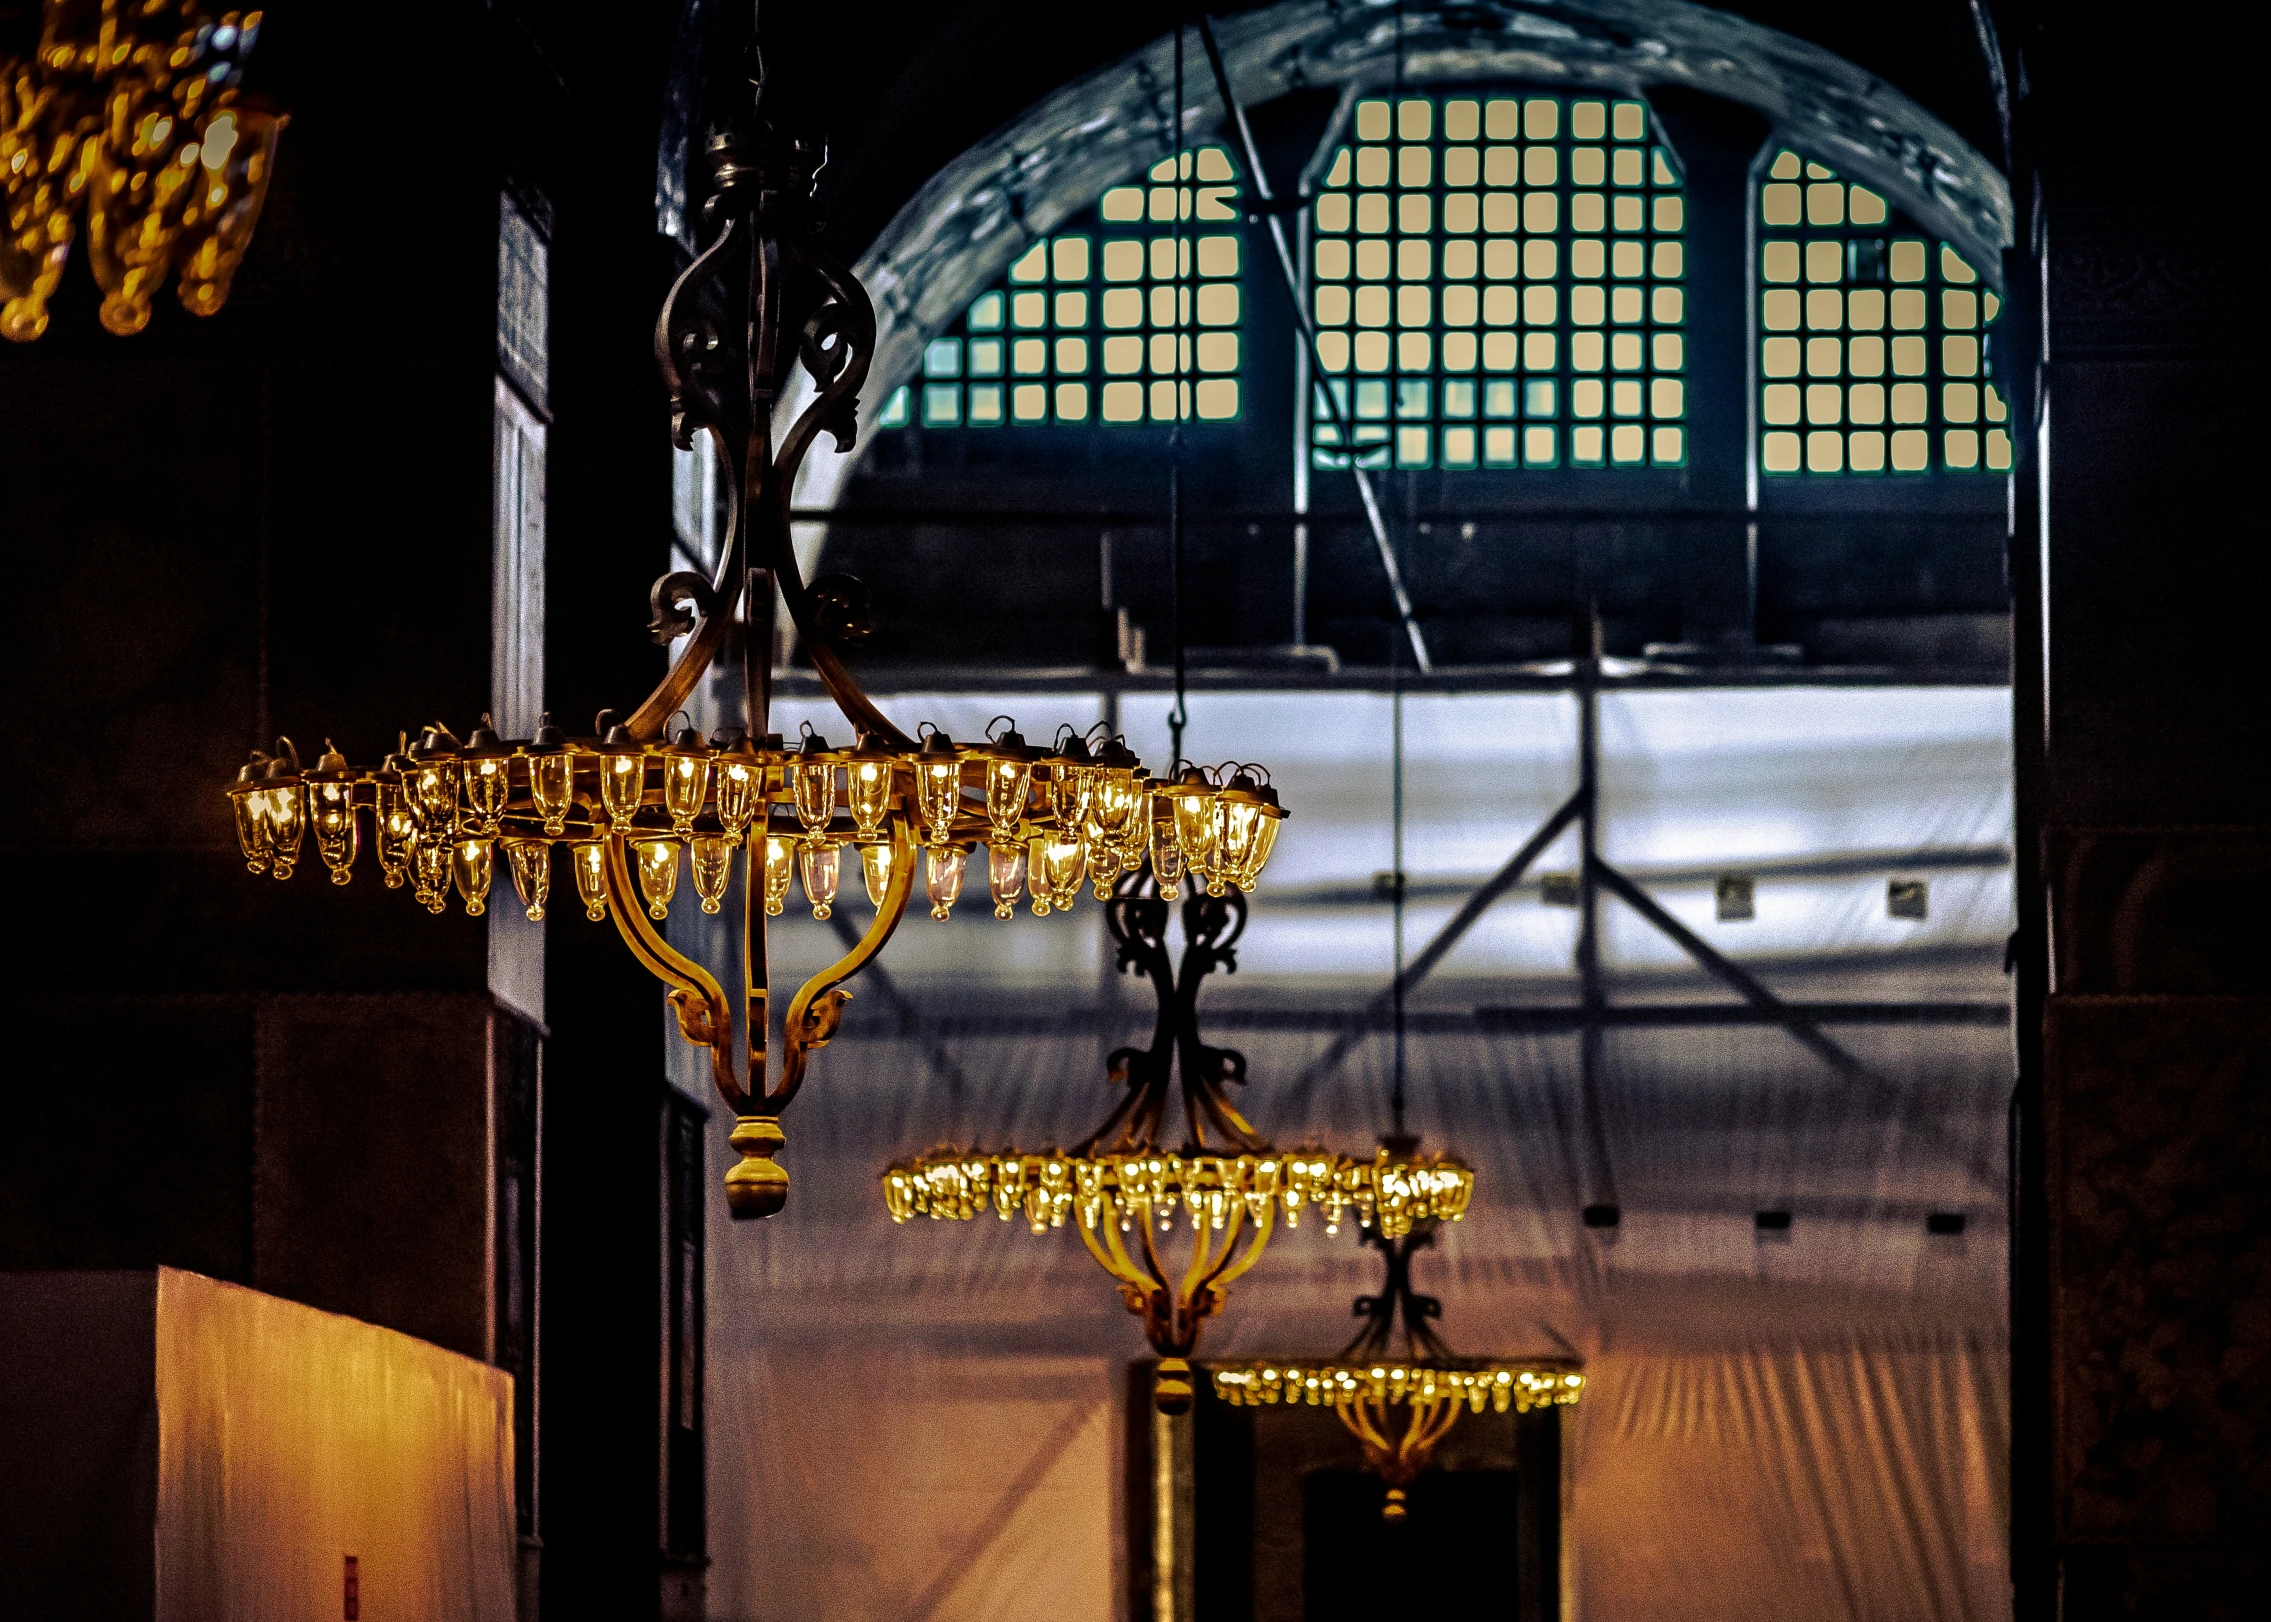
[724,1117,791,1219]
[1153,1357,1196,1415]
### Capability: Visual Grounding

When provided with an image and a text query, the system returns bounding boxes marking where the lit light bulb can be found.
[452,837,494,915]
[461,718,511,835]
[264,769,304,882]
[860,840,896,908]
[506,839,549,920]
[599,753,644,832]
[526,715,573,835]
[374,773,414,888]
[793,732,838,837]
[987,841,1025,919]
[713,731,767,840]
[308,740,357,884]
[635,838,679,919]
[983,737,1033,842]
[799,839,840,920]
[914,731,962,846]
[845,735,895,839]
[230,757,273,873]
[571,840,608,921]
[662,723,711,837]
[690,835,731,915]
[762,836,793,917]
[1042,835,1086,912]
[925,845,966,921]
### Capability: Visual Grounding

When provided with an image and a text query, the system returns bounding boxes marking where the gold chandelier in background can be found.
[221,114,1290,1219]
[2,3,284,341]
[882,887,1473,1411]
[1212,1145,1580,1519]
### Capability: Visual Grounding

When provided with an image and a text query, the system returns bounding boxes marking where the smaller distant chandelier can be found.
[881,887,1473,1412]
[1212,1146,1581,1521]
[2,4,284,342]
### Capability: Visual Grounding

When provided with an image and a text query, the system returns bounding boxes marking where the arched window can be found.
[875,145,1247,430]
[1308,93,1689,471]
[1755,148,2011,476]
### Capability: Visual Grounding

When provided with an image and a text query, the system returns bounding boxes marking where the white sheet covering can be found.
[153,1268,517,1622]
[693,687,2012,1621]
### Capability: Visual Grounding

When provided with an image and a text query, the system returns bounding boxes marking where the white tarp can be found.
[691,685,2012,1622]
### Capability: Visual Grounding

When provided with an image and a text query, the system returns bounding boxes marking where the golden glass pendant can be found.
[860,840,896,909]
[986,841,1025,919]
[506,839,550,921]
[799,839,840,920]
[571,840,610,921]
[452,838,494,915]
[762,836,794,917]
[527,717,575,835]
[662,723,713,837]
[924,845,966,921]
[691,836,731,915]
[844,736,895,839]
[636,839,680,919]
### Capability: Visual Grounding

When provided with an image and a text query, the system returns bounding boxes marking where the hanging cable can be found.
[1167,17,1190,767]
[1387,0,1409,1138]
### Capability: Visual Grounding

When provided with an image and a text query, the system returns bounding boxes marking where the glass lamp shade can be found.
[984,757,1032,840]
[916,755,962,845]
[506,839,550,921]
[663,729,712,836]
[1085,835,1121,900]
[1038,835,1085,913]
[793,756,837,835]
[714,757,762,844]
[1170,774,1218,878]
[263,781,304,880]
[409,760,457,833]
[925,845,966,920]
[571,840,609,921]
[987,841,1025,918]
[529,750,574,836]
[635,838,679,919]
[799,839,840,920]
[462,756,510,835]
[860,840,896,908]
[230,769,272,874]
[691,835,731,914]
[762,836,794,917]
[1150,815,1185,899]
[599,751,645,832]
[310,781,357,884]
[415,837,450,913]
[451,837,494,916]
[375,778,414,888]
[1236,809,1283,890]
[845,741,894,839]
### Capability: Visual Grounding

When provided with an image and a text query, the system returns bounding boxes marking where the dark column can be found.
[2019,12,2271,1615]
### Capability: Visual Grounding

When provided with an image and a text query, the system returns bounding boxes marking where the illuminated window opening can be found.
[1755,148,2010,476]
[877,146,1244,429]
[1308,93,1687,472]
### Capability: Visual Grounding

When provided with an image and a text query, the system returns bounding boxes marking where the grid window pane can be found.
[888,146,1245,429]
[1757,146,2009,475]
[1308,93,1687,471]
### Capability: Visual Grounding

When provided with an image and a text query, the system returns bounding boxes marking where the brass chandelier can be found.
[882,883,1475,1412]
[1212,1151,1582,1520]
[222,104,1291,1217]
[3,3,284,342]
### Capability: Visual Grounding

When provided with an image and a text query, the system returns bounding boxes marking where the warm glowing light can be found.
[1210,1362,1583,1415]
[987,841,1025,918]
[452,838,494,916]
[860,840,896,908]
[571,840,609,921]
[635,838,679,919]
